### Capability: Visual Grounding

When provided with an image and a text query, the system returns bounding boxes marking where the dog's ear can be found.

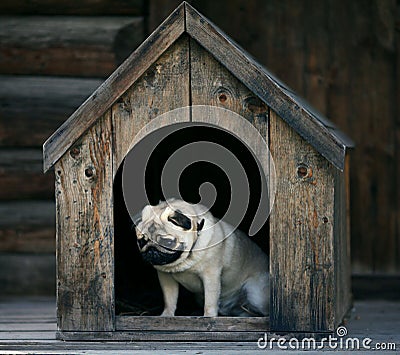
[168,210,192,230]
[197,219,205,232]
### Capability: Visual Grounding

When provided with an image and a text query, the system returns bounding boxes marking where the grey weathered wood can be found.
[0,149,53,199]
[55,112,114,331]
[0,0,143,15]
[185,3,351,170]
[269,110,336,332]
[334,156,352,326]
[0,323,56,331]
[112,35,190,172]
[116,316,269,332]
[56,330,266,342]
[0,201,55,253]
[0,254,55,296]
[189,38,269,137]
[0,76,102,146]
[0,16,144,77]
[43,2,185,172]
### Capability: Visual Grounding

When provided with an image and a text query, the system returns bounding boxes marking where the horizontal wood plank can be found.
[116,316,269,332]
[0,16,144,77]
[0,253,55,295]
[0,0,143,15]
[0,323,56,331]
[57,330,267,342]
[43,3,185,172]
[0,149,53,199]
[0,76,102,146]
[0,201,55,253]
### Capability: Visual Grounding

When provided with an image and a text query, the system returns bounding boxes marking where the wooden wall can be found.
[0,0,145,295]
[0,0,399,295]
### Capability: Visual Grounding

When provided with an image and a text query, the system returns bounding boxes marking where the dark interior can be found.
[114,124,269,316]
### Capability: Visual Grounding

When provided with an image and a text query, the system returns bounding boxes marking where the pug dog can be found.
[135,198,269,317]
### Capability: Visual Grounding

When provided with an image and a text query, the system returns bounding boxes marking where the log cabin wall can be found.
[0,0,399,296]
[0,0,146,295]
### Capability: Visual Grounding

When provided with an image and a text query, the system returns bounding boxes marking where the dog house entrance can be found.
[114,123,270,335]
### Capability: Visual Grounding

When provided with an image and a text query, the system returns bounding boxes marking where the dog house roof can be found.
[43,2,353,172]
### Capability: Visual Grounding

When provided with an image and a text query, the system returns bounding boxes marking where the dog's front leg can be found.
[201,269,221,317]
[157,271,179,316]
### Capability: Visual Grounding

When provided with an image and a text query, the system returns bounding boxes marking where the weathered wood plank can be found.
[269,110,335,332]
[185,3,349,170]
[0,323,56,331]
[56,112,114,331]
[43,2,185,172]
[0,16,144,77]
[396,0,400,274]
[0,331,55,341]
[111,34,191,171]
[56,330,267,342]
[346,0,397,273]
[0,201,55,253]
[0,76,102,146]
[0,0,143,15]
[0,149,53,199]
[303,0,328,115]
[116,316,269,332]
[0,253,55,296]
[334,156,352,326]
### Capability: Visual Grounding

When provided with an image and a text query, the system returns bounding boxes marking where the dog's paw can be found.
[160,309,175,317]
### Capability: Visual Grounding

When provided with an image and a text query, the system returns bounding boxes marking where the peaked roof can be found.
[43,2,353,172]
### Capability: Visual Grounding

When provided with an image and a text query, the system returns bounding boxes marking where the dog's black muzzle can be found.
[137,237,183,266]
[140,246,183,265]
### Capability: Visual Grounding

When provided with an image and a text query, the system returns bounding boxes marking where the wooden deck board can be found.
[0,297,398,353]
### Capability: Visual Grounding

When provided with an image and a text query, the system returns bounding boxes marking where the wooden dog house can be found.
[43,2,353,340]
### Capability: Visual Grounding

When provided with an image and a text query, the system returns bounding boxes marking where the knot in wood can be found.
[70,146,80,159]
[296,164,312,179]
[84,166,95,179]
[243,96,268,114]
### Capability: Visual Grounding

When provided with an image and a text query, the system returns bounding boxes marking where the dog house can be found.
[43,2,353,341]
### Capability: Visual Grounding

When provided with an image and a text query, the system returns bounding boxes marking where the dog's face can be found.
[135,200,205,266]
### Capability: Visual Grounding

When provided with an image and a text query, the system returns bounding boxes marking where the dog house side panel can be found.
[334,156,352,326]
[111,35,191,172]
[269,110,335,332]
[56,111,115,331]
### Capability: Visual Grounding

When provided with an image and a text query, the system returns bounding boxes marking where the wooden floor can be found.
[0,297,399,354]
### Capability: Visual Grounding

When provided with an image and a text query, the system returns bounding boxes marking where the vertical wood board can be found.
[112,35,191,171]
[55,112,114,331]
[269,110,335,332]
[334,156,352,325]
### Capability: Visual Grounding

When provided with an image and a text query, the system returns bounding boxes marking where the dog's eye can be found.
[167,210,192,230]
[158,236,176,249]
